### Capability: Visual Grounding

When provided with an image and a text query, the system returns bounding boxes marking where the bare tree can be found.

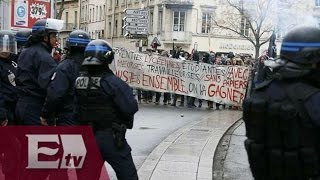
[56,0,65,20]
[213,0,275,60]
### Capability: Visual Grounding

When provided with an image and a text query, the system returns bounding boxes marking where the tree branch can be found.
[213,19,255,45]
[260,37,270,46]
[56,0,65,20]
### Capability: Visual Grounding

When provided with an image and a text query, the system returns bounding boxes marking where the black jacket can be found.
[16,43,57,100]
[41,52,85,124]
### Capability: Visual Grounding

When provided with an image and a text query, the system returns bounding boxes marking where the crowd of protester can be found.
[135,48,255,110]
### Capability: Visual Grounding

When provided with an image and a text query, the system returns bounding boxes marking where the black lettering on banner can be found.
[189,82,198,94]
[200,85,206,96]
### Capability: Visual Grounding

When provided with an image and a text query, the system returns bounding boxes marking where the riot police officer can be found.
[40,30,91,125]
[15,18,63,125]
[75,39,138,180]
[10,29,32,63]
[0,30,18,126]
[15,29,32,54]
[243,26,320,179]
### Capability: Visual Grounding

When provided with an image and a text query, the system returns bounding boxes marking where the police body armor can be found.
[75,71,118,130]
[243,81,320,180]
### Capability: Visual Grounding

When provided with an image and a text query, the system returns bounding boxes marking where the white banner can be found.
[114,48,250,106]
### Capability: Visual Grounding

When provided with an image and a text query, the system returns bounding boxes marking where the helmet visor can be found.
[82,56,103,66]
[45,18,64,32]
[0,35,17,54]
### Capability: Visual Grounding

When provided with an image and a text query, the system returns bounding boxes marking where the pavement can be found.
[213,120,253,180]
[137,109,251,180]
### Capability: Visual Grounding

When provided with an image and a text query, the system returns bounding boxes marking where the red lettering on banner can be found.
[207,84,245,103]
[160,76,167,90]
[167,76,186,93]
[222,80,248,89]
[227,67,249,80]
[142,74,168,90]
[116,70,140,84]
[142,74,151,87]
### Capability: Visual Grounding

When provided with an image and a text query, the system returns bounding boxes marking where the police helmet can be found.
[0,30,17,55]
[280,26,320,65]
[66,30,90,48]
[83,39,114,66]
[31,18,63,39]
[16,29,31,48]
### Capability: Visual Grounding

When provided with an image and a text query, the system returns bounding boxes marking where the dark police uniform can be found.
[15,18,63,125]
[76,39,138,179]
[243,26,320,180]
[41,30,90,126]
[243,79,320,180]
[76,67,138,180]
[0,57,18,124]
[41,53,84,125]
[16,43,57,125]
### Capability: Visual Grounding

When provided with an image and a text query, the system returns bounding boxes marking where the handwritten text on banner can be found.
[114,48,249,106]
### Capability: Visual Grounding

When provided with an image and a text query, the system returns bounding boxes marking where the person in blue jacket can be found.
[15,18,63,125]
[40,30,90,125]
[75,39,138,180]
[0,30,18,126]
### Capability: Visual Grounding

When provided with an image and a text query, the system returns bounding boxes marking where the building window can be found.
[96,6,98,21]
[92,8,95,22]
[65,12,69,24]
[116,0,119,6]
[85,5,87,22]
[103,5,105,20]
[316,0,320,6]
[101,30,104,39]
[108,21,112,38]
[114,20,118,37]
[74,11,78,28]
[81,6,84,22]
[158,11,163,32]
[149,11,153,34]
[89,9,91,22]
[100,6,102,20]
[173,11,185,31]
[240,17,250,36]
[202,13,212,34]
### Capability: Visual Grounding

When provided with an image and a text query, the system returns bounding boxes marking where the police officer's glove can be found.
[40,117,56,126]
[112,123,127,149]
[0,119,8,126]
